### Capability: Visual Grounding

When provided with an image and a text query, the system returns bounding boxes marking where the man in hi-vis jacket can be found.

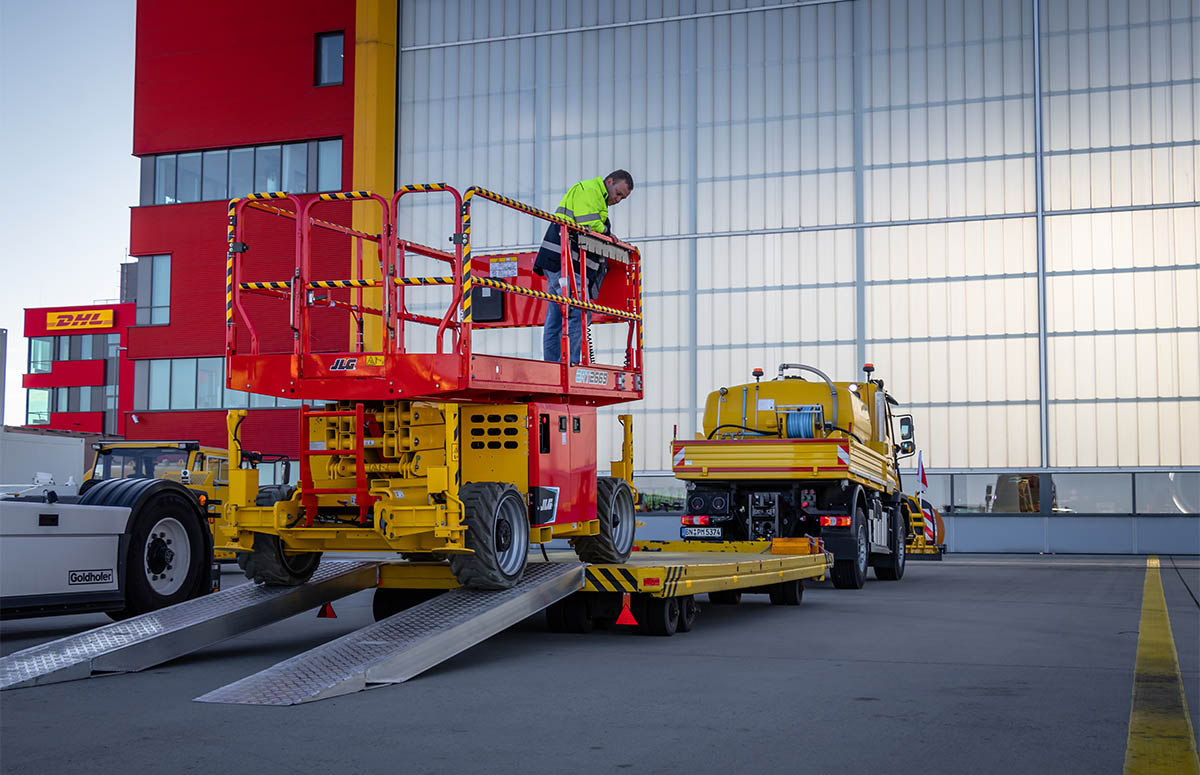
[532,170,634,363]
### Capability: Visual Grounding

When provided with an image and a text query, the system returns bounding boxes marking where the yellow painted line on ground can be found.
[1124,556,1200,774]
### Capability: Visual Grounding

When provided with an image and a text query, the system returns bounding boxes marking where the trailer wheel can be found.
[372,588,442,621]
[450,483,529,590]
[81,479,210,620]
[640,596,679,636]
[874,510,907,581]
[572,477,636,564]
[831,508,868,589]
[677,595,698,632]
[769,579,804,605]
[708,590,742,605]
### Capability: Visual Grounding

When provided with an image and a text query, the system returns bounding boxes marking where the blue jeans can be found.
[542,268,593,364]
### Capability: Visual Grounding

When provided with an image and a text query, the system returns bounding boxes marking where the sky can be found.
[0,0,139,426]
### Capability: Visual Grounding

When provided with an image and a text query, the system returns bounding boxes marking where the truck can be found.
[671,362,918,589]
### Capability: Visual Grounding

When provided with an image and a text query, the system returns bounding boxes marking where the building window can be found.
[28,337,53,373]
[315,31,344,86]
[133,356,301,412]
[26,388,51,425]
[140,138,340,203]
[134,254,171,325]
[170,358,197,409]
[55,387,70,413]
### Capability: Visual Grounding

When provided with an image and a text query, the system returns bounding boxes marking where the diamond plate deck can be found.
[195,561,584,705]
[0,561,379,690]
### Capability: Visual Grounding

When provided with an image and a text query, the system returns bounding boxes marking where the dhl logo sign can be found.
[46,309,114,331]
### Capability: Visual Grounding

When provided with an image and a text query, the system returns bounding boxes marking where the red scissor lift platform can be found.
[225,185,643,407]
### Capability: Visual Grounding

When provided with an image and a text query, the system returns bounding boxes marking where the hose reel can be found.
[784,405,825,439]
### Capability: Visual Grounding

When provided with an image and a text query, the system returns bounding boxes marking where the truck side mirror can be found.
[899,440,916,456]
[898,415,914,441]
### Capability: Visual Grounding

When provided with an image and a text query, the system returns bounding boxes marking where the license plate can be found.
[681,527,722,538]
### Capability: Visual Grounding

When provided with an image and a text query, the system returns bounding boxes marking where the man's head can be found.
[604,170,634,205]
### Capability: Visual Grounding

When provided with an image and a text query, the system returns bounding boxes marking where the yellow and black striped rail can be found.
[239,281,292,291]
[309,279,378,289]
[471,277,640,321]
[318,190,374,202]
[397,183,451,194]
[394,276,455,286]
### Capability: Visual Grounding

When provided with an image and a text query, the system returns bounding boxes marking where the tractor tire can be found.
[831,508,869,589]
[639,596,680,636]
[874,509,907,581]
[450,483,530,590]
[78,479,211,621]
[573,477,636,564]
[372,588,442,621]
[708,590,742,605]
[769,579,804,606]
[677,595,698,632]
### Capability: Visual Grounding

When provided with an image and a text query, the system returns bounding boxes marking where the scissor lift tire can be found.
[573,477,636,564]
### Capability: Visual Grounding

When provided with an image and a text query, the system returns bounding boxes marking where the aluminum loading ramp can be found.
[0,561,378,690]
[196,561,584,705]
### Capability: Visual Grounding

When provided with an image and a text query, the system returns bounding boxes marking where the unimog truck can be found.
[671,363,917,589]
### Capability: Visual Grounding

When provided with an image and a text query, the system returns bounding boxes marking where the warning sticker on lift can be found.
[488,256,519,278]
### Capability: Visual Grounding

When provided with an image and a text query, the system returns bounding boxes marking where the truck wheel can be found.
[831,509,868,589]
[677,595,698,632]
[238,532,322,586]
[98,483,210,619]
[874,510,907,581]
[572,477,636,564]
[769,579,804,605]
[640,596,679,636]
[450,483,529,590]
[372,588,441,621]
[708,590,742,605]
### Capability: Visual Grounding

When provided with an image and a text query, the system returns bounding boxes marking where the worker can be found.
[533,170,634,363]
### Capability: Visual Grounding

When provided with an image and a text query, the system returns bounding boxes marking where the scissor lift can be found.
[217,185,644,592]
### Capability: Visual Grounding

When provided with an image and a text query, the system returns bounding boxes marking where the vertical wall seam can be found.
[1032,0,1051,469]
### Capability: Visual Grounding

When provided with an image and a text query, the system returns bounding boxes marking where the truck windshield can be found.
[93,449,190,481]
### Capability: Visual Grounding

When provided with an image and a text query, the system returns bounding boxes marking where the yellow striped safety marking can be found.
[585,566,641,593]
[1124,556,1200,774]
[471,277,640,321]
[239,282,291,291]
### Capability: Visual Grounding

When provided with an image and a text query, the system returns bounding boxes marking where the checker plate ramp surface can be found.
[195,561,584,705]
[0,561,378,690]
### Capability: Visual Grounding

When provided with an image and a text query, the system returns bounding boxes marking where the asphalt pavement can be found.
[2,554,1197,775]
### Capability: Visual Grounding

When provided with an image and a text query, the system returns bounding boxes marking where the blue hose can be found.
[785,407,823,439]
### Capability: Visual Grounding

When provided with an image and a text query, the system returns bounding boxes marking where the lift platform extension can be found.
[0,561,378,690]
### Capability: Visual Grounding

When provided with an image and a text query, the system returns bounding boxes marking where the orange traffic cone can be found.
[615,592,638,626]
[317,602,337,618]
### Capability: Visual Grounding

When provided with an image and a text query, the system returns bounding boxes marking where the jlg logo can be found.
[540,497,555,511]
[46,309,114,331]
[329,358,358,371]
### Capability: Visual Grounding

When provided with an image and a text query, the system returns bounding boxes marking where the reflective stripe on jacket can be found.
[554,177,609,234]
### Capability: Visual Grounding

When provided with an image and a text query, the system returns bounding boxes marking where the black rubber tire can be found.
[450,482,530,590]
[558,595,594,634]
[78,479,209,621]
[639,596,680,636]
[372,588,442,621]
[573,477,636,564]
[237,485,321,585]
[77,478,99,496]
[677,595,698,632]
[708,590,742,605]
[874,509,907,581]
[769,579,804,606]
[831,508,869,589]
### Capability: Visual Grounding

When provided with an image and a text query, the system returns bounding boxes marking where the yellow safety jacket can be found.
[554,177,609,233]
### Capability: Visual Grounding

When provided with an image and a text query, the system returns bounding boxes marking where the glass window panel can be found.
[154,154,176,204]
[79,334,92,360]
[78,386,91,412]
[1135,472,1200,514]
[26,388,51,425]
[170,358,196,410]
[952,473,1042,513]
[133,360,148,410]
[229,148,254,198]
[29,337,53,373]
[317,139,341,191]
[250,392,276,408]
[316,31,344,86]
[149,359,170,410]
[56,336,69,361]
[176,152,202,203]
[196,357,223,409]
[224,386,248,408]
[202,149,228,200]
[282,143,307,193]
[1050,473,1133,514]
[254,145,282,192]
[55,386,69,413]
